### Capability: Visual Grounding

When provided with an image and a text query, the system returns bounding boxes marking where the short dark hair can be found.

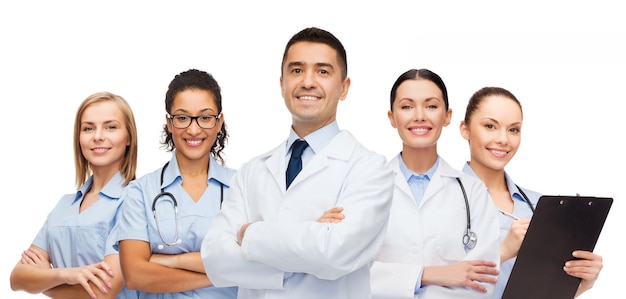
[281,27,348,79]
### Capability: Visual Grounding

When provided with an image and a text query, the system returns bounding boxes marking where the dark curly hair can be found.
[161,69,228,165]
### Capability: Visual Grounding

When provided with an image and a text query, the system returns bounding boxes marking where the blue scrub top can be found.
[32,171,138,299]
[114,153,238,299]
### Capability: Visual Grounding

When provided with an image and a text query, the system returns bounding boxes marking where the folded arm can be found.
[10,245,119,299]
[119,239,211,293]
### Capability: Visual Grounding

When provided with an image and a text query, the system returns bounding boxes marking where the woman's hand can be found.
[20,247,51,269]
[566,250,603,297]
[56,262,114,298]
[422,260,499,293]
[500,218,530,263]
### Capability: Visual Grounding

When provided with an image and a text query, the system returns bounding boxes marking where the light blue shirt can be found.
[462,162,541,299]
[397,154,439,295]
[32,171,138,299]
[114,153,237,299]
[286,120,340,168]
[398,154,439,207]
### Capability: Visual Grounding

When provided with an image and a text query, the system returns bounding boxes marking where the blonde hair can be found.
[73,92,138,188]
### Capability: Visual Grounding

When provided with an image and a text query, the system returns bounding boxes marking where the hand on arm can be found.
[237,223,252,245]
[120,240,212,293]
[500,218,530,263]
[421,260,499,293]
[11,245,113,298]
[240,207,344,247]
[49,262,114,299]
[567,250,603,297]
[150,252,206,273]
[317,207,344,223]
[43,253,126,299]
[20,246,52,268]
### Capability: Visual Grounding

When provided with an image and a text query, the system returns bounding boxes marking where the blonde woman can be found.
[10,92,139,299]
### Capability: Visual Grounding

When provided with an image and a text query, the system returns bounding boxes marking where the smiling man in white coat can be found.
[200,27,395,299]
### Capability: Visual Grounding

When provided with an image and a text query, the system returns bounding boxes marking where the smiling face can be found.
[460,95,523,173]
[280,41,350,137]
[79,101,130,174]
[388,79,452,151]
[166,88,223,163]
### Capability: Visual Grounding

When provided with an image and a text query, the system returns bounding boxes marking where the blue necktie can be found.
[286,139,309,189]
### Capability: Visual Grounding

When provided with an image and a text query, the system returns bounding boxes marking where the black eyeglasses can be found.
[168,114,221,129]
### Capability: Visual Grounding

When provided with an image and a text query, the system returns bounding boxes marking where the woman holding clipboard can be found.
[459,86,603,298]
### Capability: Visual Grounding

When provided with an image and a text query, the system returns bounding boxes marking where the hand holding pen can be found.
[500,211,531,263]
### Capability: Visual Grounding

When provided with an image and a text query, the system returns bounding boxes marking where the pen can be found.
[499,209,520,220]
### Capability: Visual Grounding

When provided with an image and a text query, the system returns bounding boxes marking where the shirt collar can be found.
[286,120,340,155]
[398,153,439,182]
[74,171,125,203]
[462,161,526,203]
[504,171,526,202]
[163,151,232,188]
[208,154,233,187]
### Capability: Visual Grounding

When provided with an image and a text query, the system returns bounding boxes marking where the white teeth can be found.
[299,96,318,101]
[187,139,202,145]
[490,149,507,156]
[410,128,428,133]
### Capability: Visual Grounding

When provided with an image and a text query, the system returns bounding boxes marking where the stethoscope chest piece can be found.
[463,230,477,250]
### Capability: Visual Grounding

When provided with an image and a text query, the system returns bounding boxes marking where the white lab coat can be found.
[370,155,500,299]
[201,130,394,299]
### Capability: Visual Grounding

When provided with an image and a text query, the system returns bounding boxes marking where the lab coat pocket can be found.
[433,208,467,262]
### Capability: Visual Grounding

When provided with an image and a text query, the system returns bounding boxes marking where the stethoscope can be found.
[152,161,223,250]
[458,179,535,251]
[456,178,477,250]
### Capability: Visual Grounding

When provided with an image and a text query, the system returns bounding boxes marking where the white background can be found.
[1,1,623,298]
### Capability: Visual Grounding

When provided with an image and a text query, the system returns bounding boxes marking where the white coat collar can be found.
[261,130,357,191]
[389,153,461,207]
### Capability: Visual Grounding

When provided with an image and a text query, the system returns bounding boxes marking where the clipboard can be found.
[502,195,612,299]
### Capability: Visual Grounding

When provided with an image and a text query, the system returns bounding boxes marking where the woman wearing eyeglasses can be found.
[113,69,237,298]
